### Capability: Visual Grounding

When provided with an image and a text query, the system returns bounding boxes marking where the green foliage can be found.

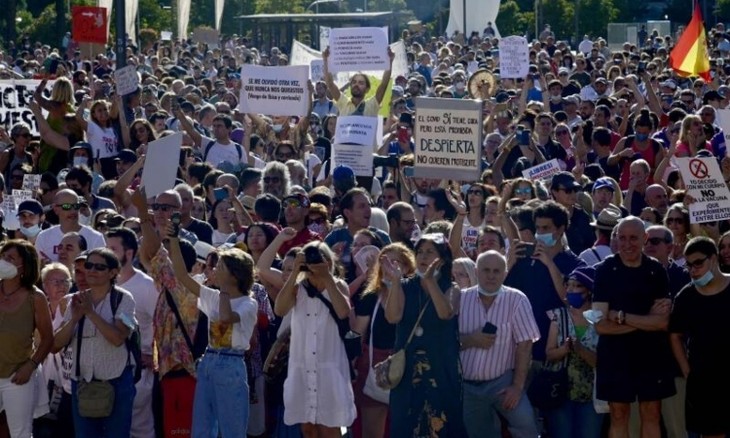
[138,28,158,51]
[20,3,65,47]
[255,0,305,14]
[496,0,532,37]
[716,0,730,23]
[611,0,649,22]
[578,0,618,38]
[138,0,173,32]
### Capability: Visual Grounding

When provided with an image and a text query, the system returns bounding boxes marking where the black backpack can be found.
[203,140,243,164]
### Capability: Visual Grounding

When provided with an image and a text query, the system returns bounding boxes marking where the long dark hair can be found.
[414,234,453,282]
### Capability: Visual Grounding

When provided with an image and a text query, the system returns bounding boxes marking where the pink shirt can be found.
[458,286,540,381]
[675,140,713,157]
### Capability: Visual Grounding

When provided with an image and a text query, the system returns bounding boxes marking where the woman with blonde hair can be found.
[676,114,712,157]
[33,77,78,174]
[452,257,477,289]
[351,243,416,438]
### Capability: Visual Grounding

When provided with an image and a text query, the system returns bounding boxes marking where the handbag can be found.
[362,297,390,404]
[263,327,291,383]
[75,315,115,418]
[527,308,570,410]
[373,300,430,390]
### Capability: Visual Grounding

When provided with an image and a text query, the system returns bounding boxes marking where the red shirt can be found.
[278,227,322,256]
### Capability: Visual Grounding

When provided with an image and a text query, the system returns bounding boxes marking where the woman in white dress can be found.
[274,241,356,438]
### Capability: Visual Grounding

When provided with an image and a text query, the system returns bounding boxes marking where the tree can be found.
[496,0,533,37]
[578,0,618,39]
[716,0,730,24]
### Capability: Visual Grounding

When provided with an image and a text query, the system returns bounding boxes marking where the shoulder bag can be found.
[373,299,430,390]
[75,314,115,418]
[362,296,390,404]
[527,307,570,410]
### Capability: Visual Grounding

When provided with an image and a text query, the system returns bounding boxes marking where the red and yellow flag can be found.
[669,1,711,81]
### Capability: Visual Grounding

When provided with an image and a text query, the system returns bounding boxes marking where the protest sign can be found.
[499,36,529,79]
[0,80,53,136]
[310,59,325,82]
[320,26,331,52]
[192,27,220,48]
[114,65,139,96]
[335,116,378,146]
[522,159,562,181]
[716,109,730,143]
[413,97,482,180]
[1,195,19,231]
[161,31,172,41]
[141,132,182,198]
[22,174,41,192]
[328,27,389,73]
[332,144,374,177]
[677,157,730,223]
[239,65,310,116]
[72,6,108,45]
[12,190,34,209]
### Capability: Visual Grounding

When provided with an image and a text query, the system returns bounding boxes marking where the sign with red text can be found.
[677,157,730,223]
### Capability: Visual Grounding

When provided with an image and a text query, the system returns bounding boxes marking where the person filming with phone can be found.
[458,250,540,437]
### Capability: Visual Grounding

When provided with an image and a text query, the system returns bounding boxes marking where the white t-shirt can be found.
[202,135,246,167]
[118,269,159,355]
[87,120,118,159]
[35,225,106,262]
[197,284,258,350]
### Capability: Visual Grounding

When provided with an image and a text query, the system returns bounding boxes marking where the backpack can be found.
[110,288,143,383]
[203,140,243,164]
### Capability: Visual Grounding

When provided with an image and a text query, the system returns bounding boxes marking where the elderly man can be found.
[644,184,669,217]
[459,251,540,438]
[35,189,106,262]
[57,232,88,272]
[593,217,676,438]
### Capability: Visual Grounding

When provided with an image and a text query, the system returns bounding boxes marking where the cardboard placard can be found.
[498,36,530,79]
[239,65,310,117]
[141,132,182,198]
[328,27,389,73]
[114,65,139,96]
[522,159,562,181]
[0,80,53,136]
[677,157,730,223]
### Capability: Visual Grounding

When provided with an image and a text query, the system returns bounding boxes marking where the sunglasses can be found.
[282,198,303,209]
[84,262,110,271]
[686,257,708,270]
[646,237,669,246]
[57,203,83,211]
[263,176,281,184]
[514,188,532,195]
[467,189,483,195]
[151,203,177,212]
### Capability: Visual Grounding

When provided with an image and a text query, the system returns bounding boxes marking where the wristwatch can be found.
[617,310,625,325]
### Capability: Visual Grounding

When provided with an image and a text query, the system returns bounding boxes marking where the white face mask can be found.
[0,259,18,280]
[78,213,91,226]
[478,285,503,297]
[272,124,283,133]
[20,224,41,238]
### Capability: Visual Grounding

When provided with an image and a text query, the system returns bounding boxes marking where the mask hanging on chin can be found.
[78,213,91,226]
[20,224,41,238]
[478,285,503,297]
[691,270,714,287]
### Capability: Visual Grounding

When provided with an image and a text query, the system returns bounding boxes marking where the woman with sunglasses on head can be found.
[0,240,53,438]
[167,225,259,438]
[52,248,137,437]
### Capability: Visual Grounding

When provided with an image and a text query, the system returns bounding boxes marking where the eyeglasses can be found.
[56,203,83,211]
[686,257,708,270]
[467,189,483,195]
[282,198,303,209]
[646,237,669,246]
[84,262,110,271]
[514,187,532,195]
[151,203,177,212]
[263,176,281,184]
[665,217,684,224]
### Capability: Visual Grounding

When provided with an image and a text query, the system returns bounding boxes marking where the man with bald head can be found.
[35,189,106,262]
[458,251,540,437]
[593,217,675,438]
[644,184,669,217]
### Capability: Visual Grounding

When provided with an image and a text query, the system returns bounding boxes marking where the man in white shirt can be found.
[35,189,106,263]
[176,109,253,169]
[106,227,159,438]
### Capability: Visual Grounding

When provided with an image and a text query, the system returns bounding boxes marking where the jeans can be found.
[463,370,539,438]
[544,400,604,438]
[71,366,136,438]
[192,349,249,438]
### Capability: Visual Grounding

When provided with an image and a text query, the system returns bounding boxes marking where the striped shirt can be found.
[458,286,540,381]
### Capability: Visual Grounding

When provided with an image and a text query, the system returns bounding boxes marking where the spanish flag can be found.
[669,1,711,81]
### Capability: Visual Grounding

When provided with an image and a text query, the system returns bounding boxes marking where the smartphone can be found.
[637,61,647,73]
[397,126,409,143]
[482,322,498,334]
[213,187,227,201]
[521,242,535,258]
[519,129,531,146]
[170,212,181,237]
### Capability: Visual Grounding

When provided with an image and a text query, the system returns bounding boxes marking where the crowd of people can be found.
[0,18,729,438]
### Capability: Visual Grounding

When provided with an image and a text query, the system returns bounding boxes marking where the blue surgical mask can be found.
[478,285,503,297]
[691,270,714,287]
[272,124,283,133]
[20,224,41,238]
[635,133,649,141]
[73,156,88,167]
[535,232,556,247]
[566,292,586,308]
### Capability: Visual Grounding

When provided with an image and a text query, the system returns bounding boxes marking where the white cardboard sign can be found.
[328,27,389,73]
[522,159,562,181]
[141,132,182,198]
[499,36,530,79]
[334,116,378,146]
[114,65,139,96]
[239,65,310,117]
[677,157,730,223]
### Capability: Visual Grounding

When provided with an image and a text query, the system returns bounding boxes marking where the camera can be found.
[373,154,399,168]
[304,246,324,265]
[170,212,181,237]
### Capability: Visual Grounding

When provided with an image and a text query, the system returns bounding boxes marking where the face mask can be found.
[0,259,18,280]
[691,270,714,287]
[78,213,90,226]
[73,156,88,167]
[551,95,562,102]
[272,124,283,133]
[308,223,327,237]
[478,285,503,297]
[635,133,649,141]
[20,224,41,238]
[455,81,465,91]
[566,292,586,308]
[416,270,440,280]
[535,232,556,247]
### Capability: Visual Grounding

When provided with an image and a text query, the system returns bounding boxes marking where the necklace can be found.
[1,283,23,303]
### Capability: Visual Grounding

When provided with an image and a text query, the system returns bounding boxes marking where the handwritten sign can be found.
[12,189,34,209]
[22,174,41,192]
[328,27,389,73]
[310,59,325,82]
[413,97,482,180]
[141,132,182,198]
[239,65,309,117]
[677,157,730,223]
[1,195,19,231]
[499,36,529,79]
[522,159,562,181]
[192,27,220,48]
[0,80,53,136]
[114,65,139,96]
[161,31,172,41]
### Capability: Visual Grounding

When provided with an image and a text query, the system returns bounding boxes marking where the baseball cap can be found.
[283,193,311,208]
[660,79,677,90]
[592,177,615,193]
[17,200,43,216]
[550,171,581,191]
[114,149,137,164]
[70,141,92,154]
[332,165,355,182]
[569,265,596,292]
[594,77,608,85]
